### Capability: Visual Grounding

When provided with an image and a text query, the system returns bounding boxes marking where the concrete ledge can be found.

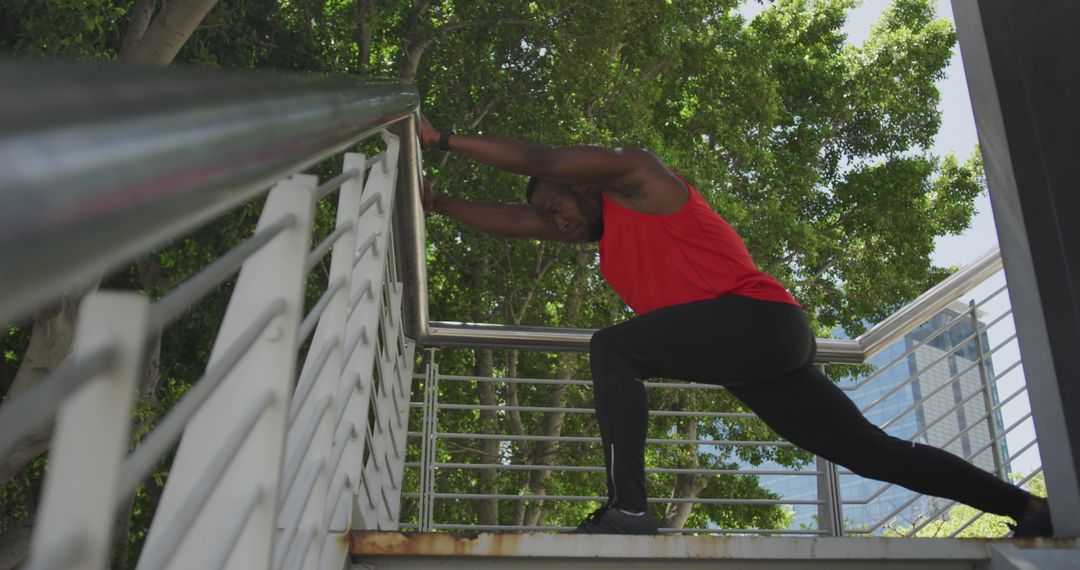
[351,532,1080,569]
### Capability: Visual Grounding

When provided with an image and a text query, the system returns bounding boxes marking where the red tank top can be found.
[597,177,799,315]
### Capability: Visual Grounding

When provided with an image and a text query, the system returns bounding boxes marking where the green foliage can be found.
[0,0,131,59]
[1,0,988,541]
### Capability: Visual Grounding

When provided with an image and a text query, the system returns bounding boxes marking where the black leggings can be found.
[588,295,1031,518]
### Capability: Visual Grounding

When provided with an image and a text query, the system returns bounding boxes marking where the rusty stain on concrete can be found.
[351,531,1080,561]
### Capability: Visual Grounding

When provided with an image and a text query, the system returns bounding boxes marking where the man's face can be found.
[530,182,603,242]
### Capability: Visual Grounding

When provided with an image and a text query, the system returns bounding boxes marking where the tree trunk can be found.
[522,248,591,526]
[0,518,33,570]
[119,0,156,60]
[474,348,500,526]
[355,0,376,74]
[661,419,709,529]
[397,0,431,83]
[0,298,80,486]
[123,0,221,65]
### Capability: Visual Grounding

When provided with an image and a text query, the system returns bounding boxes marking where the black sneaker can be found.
[1009,496,1054,538]
[568,507,659,535]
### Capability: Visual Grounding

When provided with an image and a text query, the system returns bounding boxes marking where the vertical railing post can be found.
[30,292,149,570]
[277,160,366,570]
[970,300,1005,479]
[426,356,441,532]
[815,364,845,537]
[138,176,314,570]
[418,349,439,532]
[816,456,844,537]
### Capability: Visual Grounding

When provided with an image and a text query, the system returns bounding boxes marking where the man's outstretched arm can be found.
[418,117,673,196]
[428,190,572,242]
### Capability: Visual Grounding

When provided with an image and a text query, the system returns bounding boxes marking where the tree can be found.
[409,0,982,531]
[0,0,987,549]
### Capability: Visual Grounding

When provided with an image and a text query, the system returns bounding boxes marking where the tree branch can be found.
[119,0,156,60]
[124,0,222,66]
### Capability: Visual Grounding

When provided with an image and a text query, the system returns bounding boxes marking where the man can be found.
[416,117,1052,537]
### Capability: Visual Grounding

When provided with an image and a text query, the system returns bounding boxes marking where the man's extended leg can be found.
[582,295,813,532]
[728,361,1035,521]
[582,294,1048,535]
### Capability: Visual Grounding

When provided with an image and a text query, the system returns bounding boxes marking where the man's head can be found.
[525,177,604,242]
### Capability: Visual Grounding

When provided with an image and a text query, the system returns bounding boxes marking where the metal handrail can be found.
[0,62,419,325]
[402,180,1003,365]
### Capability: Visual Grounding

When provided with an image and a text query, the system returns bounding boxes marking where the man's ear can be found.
[570,184,593,198]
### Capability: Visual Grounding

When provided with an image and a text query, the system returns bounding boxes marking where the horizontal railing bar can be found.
[323,472,353,530]
[327,425,356,498]
[429,374,728,390]
[971,282,1010,312]
[314,168,360,201]
[860,314,1012,416]
[396,523,827,535]
[24,526,85,570]
[281,524,316,570]
[999,436,1038,466]
[288,340,338,424]
[899,360,1022,443]
[436,374,590,386]
[406,492,821,506]
[137,390,274,570]
[841,300,1008,392]
[422,323,863,362]
[412,250,1003,362]
[357,193,384,218]
[413,431,791,447]
[877,331,1016,428]
[349,279,375,310]
[296,277,346,348]
[280,396,332,503]
[852,250,1004,359]
[859,329,981,413]
[204,486,264,570]
[119,299,285,496]
[275,459,324,565]
[304,220,355,274]
[426,402,758,419]
[0,341,115,459]
[148,216,295,331]
[402,461,820,477]
[871,349,1017,434]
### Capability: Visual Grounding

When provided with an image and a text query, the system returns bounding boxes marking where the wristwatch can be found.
[439,128,455,152]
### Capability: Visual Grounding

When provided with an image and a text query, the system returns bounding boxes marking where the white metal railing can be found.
[0,63,422,570]
[404,261,1041,537]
